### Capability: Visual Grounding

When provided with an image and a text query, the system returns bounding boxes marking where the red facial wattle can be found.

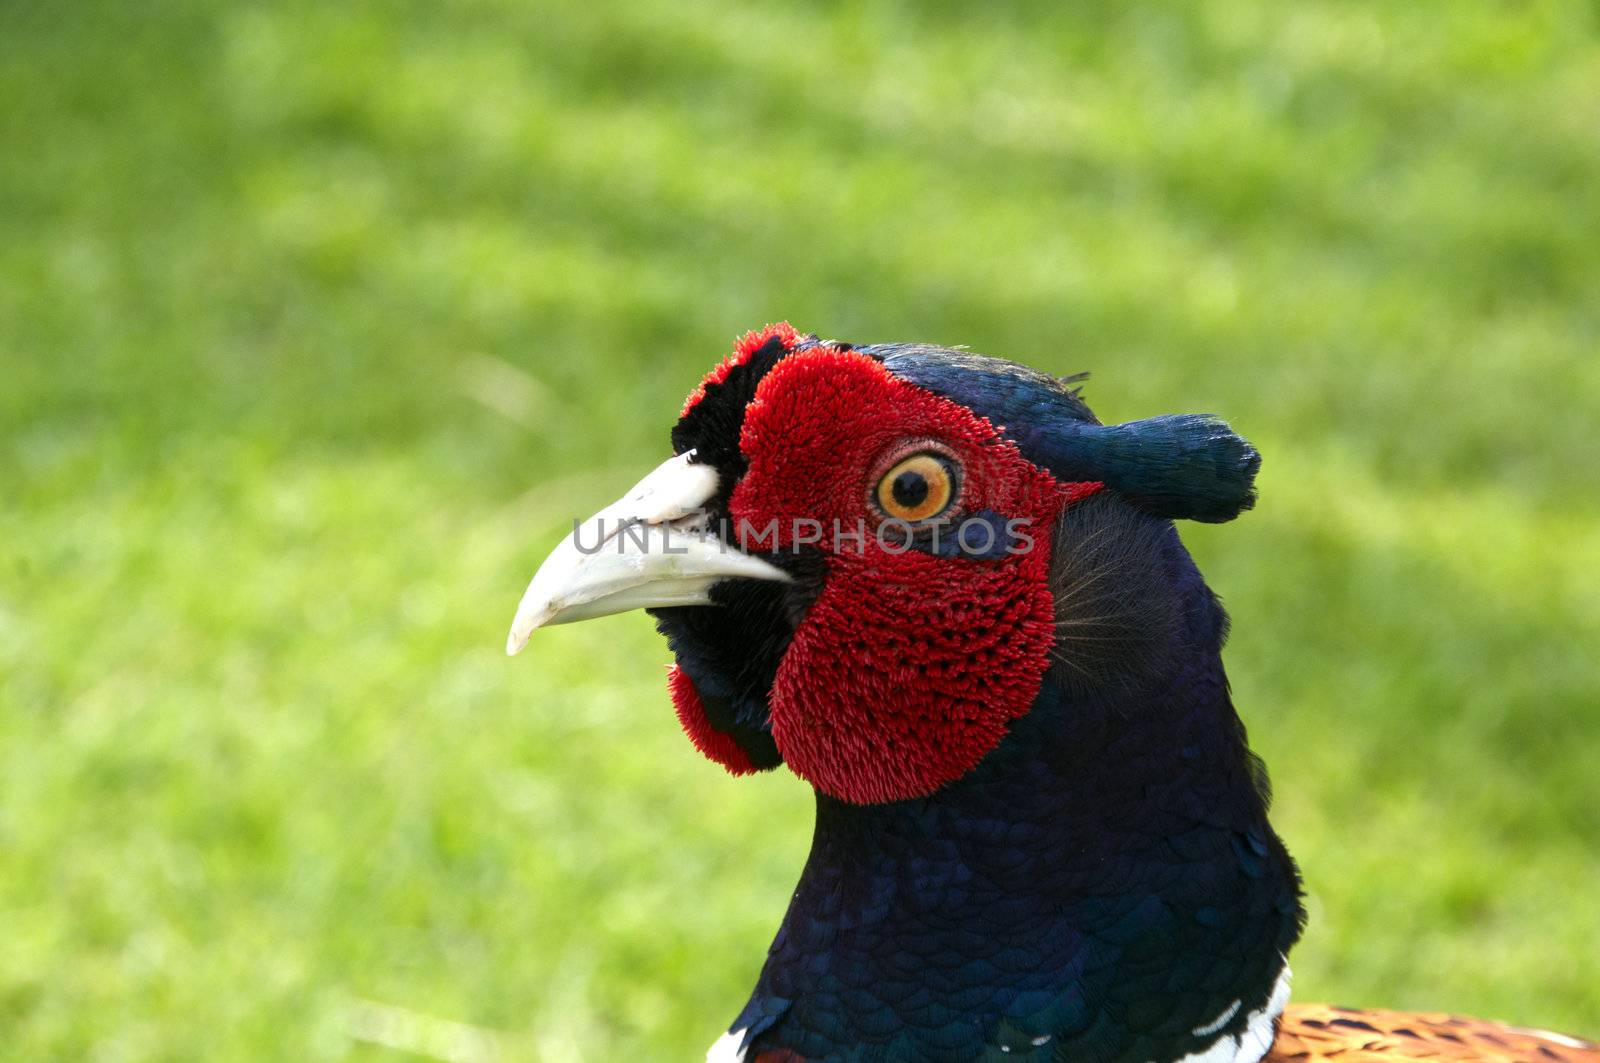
[727,348,1101,804]
[668,663,759,776]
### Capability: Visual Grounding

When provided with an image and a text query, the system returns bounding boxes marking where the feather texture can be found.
[1269,1006,1600,1063]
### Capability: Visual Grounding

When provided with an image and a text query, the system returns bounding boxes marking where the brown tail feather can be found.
[1269,1004,1599,1063]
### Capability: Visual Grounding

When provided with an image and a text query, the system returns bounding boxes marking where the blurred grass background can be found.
[2,1,1598,1058]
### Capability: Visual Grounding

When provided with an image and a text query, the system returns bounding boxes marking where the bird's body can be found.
[507,325,1597,1063]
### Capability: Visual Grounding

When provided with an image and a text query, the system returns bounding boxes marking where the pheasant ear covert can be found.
[1034,413,1261,524]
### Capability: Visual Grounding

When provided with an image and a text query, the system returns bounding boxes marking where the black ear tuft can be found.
[1047,414,1260,523]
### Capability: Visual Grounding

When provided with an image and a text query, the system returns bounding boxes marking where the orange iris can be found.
[875,452,957,523]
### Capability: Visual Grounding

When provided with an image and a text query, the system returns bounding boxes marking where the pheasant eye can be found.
[874,452,958,523]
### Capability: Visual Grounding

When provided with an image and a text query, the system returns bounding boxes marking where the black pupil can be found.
[891,469,930,509]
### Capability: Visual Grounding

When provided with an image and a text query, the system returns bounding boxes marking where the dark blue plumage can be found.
[727,499,1302,1062]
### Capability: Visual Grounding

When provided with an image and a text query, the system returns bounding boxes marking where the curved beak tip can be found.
[502,452,790,656]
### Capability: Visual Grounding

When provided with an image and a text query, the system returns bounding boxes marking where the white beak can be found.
[505,451,791,655]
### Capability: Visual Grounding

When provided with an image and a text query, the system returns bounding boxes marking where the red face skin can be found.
[669,329,1100,804]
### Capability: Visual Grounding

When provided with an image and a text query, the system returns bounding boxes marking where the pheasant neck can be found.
[726,657,1304,1063]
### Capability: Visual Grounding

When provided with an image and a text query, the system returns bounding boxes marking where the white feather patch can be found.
[1193,1000,1243,1038]
[706,1026,747,1063]
[1167,963,1291,1063]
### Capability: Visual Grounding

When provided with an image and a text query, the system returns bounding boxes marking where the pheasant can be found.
[506,324,1597,1063]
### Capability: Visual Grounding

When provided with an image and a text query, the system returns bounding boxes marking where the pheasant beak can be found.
[505,451,791,655]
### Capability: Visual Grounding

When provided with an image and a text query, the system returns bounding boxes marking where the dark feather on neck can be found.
[1048,492,1188,700]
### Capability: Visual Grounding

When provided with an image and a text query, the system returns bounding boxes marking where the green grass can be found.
[3,1,1599,1058]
